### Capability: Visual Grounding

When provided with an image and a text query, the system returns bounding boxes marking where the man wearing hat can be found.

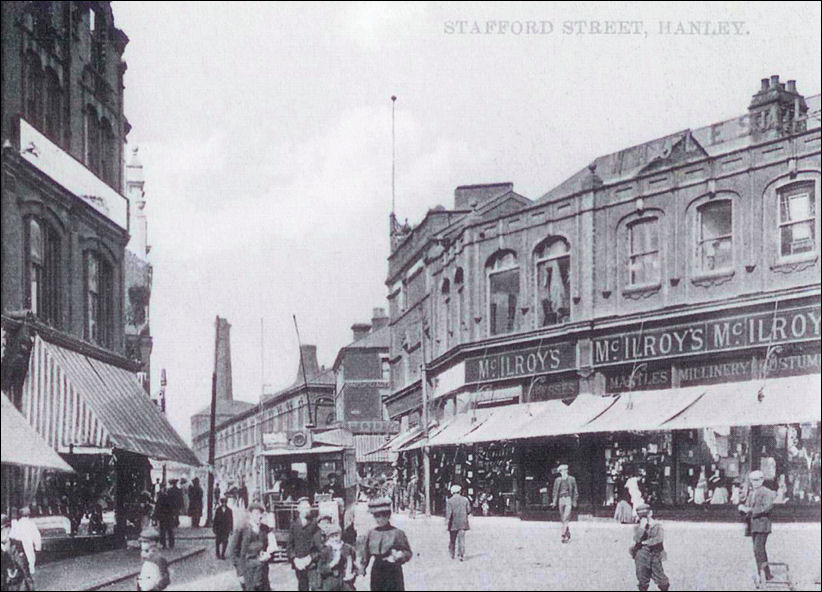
[550,464,578,543]
[318,522,357,591]
[232,501,273,591]
[630,504,669,592]
[321,473,344,500]
[738,470,776,581]
[213,496,234,559]
[445,484,471,561]
[362,497,412,591]
[287,498,323,591]
[153,485,176,550]
[138,527,170,591]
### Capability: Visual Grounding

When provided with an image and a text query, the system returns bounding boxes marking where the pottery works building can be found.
[385,76,821,519]
[0,0,199,546]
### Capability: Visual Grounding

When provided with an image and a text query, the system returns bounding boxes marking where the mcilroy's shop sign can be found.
[593,304,820,366]
[465,341,576,384]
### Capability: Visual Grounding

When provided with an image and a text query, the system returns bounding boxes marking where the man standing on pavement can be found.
[287,498,323,591]
[8,507,41,577]
[550,464,578,543]
[630,504,669,592]
[167,479,184,530]
[153,486,176,550]
[738,470,776,581]
[213,496,233,560]
[189,477,204,528]
[445,484,471,561]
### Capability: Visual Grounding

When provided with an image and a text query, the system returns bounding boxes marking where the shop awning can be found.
[660,374,821,431]
[21,336,200,466]
[2,393,73,472]
[354,434,397,463]
[476,394,619,442]
[581,385,708,433]
[261,445,344,457]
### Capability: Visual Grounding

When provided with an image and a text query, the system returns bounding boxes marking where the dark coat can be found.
[445,494,471,531]
[552,475,579,506]
[213,505,233,538]
[233,523,272,591]
[362,525,412,592]
[287,518,324,564]
[318,543,357,591]
[153,491,175,526]
[748,485,776,534]
[188,484,203,515]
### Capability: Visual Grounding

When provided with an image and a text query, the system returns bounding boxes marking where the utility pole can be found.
[420,314,431,517]
[205,316,219,527]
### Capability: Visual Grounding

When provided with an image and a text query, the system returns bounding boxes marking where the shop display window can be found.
[603,432,675,507]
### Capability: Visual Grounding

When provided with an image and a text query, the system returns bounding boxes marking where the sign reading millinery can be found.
[593,305,820,366]
[465,342,576,384]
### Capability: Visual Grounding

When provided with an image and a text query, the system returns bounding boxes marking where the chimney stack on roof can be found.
[352,323,371,341]
[371,307,389,331]
[295,344,321,383]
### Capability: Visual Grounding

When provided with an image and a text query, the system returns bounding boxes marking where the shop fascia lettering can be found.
[465,342,575,383]
[594,305,820,365]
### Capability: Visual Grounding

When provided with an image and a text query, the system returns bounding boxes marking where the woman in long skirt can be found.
[361,498,412,591]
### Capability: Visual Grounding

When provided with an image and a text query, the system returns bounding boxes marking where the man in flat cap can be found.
[361,497,412,591]
[551,464,578,543]
[629,504,669,591]
[138,527,170,591]
[445,484,471,561]
[213,496,233,559]
[738,470,776,581]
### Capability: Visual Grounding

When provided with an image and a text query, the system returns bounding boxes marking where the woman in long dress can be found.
[361,498,412,591]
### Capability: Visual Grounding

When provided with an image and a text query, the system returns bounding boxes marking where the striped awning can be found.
[21,336,200,466]
[2,393,73,472]
[354,434,397,463]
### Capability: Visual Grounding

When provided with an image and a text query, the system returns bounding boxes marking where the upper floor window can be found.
[696,200,733,272]
[405,270,426,308]
[100,118,116,187]
[486,251,519,336]
[85,106,101,176]
[380,355,390,381]
[85,252,113,347]
[628,218,660,286]
[24,53,44,130]
[778,183,816,258]
[25,218,60,326]
[439,278,451,351]
[534,238,570,327]
[45,70,63,145]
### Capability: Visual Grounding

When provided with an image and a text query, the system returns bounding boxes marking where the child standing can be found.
[137,527,170,591]
[318,524,357,591]
[629,504,669,592]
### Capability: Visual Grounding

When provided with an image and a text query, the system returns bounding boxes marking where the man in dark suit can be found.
[445,484,471,561]
[738,470,776,581]
[551,464,578,543]
[188,478,204,528]
[212,497,233,560]
[153,487,176,550]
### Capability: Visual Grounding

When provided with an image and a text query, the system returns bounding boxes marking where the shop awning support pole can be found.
[206,370,217,527]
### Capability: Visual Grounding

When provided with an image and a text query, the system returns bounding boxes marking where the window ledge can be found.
[691,269,735,287]
[623,283,661,300]
[771,253,818,273]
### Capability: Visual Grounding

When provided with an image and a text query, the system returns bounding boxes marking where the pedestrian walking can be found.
[318,523,357,591]
[738,469,776,581]
[231,501,275,591]
[189,477,204,528]
[287,498,323,591]
[180,478,190,516]
[550,464,578,543]
[137,526,170,591]
[8,507,41,577]
[405,476,419,519]
[153,486,176,550]
[629,503,669,592]
[167,479,184,531]
[153,478,162,501]
[445,484,471,561]
[1,513,33,591]
[213,497,233,559]
[361,497,412,591]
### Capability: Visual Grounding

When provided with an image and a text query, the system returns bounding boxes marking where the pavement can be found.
[37,505,822,591]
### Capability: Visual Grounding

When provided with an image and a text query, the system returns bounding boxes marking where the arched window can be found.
[486,251,519,336]
[439,278,451,352]
[45,69,62,144]
[25,53,44,129]
[25,218,60,326]
[454,267,464,341]
[696,200,733,272]
[534,238,571,327]
[85,106,100,175]
[627,218,660,287]
[85,251,113,347]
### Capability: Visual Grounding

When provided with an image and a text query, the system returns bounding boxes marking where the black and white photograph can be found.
[1,2,820,590]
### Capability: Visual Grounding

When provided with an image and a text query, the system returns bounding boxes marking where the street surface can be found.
[96,504,821,591]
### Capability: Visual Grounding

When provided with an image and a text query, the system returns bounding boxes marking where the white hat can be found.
[749,470,765,481]
[450,484,462,494]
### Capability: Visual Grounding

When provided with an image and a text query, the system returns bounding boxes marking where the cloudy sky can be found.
[110,1,821,443]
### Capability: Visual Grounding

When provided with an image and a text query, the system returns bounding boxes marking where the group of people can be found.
[1,507,42,591]
[151,477,204,550]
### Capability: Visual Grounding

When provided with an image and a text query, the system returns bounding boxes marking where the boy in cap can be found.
[361,497,412,591]
[138,527,170,591]
[629,504,669,592]
[550,464,578,543]
[318,522,357,591]
[445,484,471,561]
[738,469,776,581]
[287,498,323,591]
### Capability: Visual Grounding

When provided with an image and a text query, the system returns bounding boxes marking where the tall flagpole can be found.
[258,318,265,498]
[391,95,397,216]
